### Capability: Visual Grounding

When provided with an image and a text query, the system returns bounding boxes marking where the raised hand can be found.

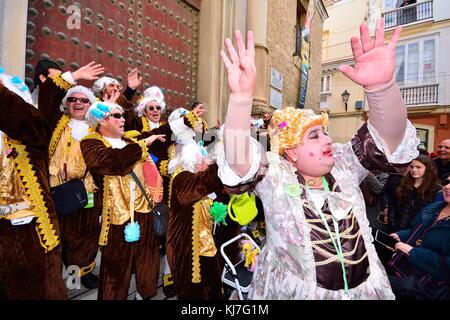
[127,68,142,90]
[220,30,256,100]
[103,89,120,103]
[72,61,105,81]
[339,19,401,90]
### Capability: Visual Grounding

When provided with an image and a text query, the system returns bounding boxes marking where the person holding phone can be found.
[387,177,450,300]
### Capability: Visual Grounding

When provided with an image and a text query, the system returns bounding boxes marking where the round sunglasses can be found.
[147,106,161,111]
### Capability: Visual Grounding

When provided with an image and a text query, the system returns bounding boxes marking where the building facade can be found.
[321,0,450,151]
[0,0,327,126]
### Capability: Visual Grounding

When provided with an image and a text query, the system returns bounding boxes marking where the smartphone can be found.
[374,229,398,250]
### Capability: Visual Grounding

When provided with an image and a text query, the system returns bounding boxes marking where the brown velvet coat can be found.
[0,84,67,299]
[167,164,239,300]
[80,135,160,299]
[38,73,101,272]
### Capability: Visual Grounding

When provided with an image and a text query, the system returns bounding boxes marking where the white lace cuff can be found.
[214,136,262,187]
[62,71,77,85]
[367,119,419,164]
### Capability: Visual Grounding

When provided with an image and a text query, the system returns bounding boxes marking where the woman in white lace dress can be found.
[214,20,420,299]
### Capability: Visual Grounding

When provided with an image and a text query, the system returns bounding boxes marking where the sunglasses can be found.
[108,113,124,119]
[147,106,161,111]
[67,97,90,104]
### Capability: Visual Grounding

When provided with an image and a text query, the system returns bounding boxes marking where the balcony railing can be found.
[400,83,438,106]
[383,1,433,29]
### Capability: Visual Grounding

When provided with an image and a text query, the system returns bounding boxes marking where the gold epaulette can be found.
[124,130,141,140]
[49,72,73,91]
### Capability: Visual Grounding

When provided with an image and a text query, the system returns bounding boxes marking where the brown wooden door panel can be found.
[26,0,199,112]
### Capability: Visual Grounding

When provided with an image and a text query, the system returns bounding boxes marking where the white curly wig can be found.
[91,76,122,98]
[85,101,124,128]
[135,86,166,117]
[0,69,32,105]
[60,85,97,114]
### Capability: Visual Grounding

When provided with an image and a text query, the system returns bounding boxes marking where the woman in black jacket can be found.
[381,154,441,233]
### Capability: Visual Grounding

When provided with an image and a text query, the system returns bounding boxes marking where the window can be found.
[395,37,437,86]
[320,94,329,110]
[320,74,332,94]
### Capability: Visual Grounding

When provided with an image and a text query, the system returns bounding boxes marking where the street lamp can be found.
[341,90,350,112]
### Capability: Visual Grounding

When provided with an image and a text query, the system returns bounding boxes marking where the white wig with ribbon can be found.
[60,85,97,114]
[85,101,124,128]
[135,86,166,117]
[92,76,122,98]
[168,140,210,174]
[167,107,195,144]
[0,68,33,105]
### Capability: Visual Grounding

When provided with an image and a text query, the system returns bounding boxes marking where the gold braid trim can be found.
[82,132,111,147]
[6,138,59,252]
[158,160,169,177]
[158,145,175,177]
[191,200,203,283]
[141,117,150,133]
[99,176,112,246]
[124,130,141,139]
[79,260,96,277]
[50,72,73,91]
[48,115,70,158]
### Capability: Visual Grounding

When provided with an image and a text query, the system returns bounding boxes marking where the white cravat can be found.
[148,118,160,130]
[104,136,127,149]
[69,118,90,141]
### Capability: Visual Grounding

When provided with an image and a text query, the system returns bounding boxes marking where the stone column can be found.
[247,0,269,115]
[0,0,28,78]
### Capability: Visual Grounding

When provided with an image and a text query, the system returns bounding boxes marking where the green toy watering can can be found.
[228,192,258,226]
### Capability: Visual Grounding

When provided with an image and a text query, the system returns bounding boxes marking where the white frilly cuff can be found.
[62,71,77,85]
[367,119,420,164]
[213,134,263,187]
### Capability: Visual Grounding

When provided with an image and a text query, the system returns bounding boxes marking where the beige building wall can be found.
[322,0,369,143]
[0,0,28,78]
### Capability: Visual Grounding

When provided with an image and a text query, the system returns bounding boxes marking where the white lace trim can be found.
[367,119,419,164]
[213,135,262,187]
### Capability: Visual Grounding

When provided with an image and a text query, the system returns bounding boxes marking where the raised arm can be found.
[339,20,405,154]
[220,31,256,177]
[0,83,48,148]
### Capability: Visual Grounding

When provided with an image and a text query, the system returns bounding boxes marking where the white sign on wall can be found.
[270,68,283,91]
[270,88,283,109]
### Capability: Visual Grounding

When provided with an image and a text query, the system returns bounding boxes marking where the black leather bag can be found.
[152,202,169,237]
[51,179,88,216]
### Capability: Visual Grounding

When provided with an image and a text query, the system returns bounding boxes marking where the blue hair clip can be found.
[97,103,110,113]
[197,141,208,157]
[90,108,107,120]
[10,76,28,92]
[198,140,204,147]
[0,67,4,74]
[180,109,187,115]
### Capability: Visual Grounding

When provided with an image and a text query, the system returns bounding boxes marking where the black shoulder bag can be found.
[51,171,89,216]
[130,171,169,237]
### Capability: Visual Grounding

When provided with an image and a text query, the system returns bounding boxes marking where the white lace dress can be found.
[213,121,419,300]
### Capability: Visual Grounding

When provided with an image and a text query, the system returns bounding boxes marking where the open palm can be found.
[220,31,256,100]
[339,19,401,89]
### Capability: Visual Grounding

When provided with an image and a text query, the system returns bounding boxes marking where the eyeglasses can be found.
[147,106,161,111]
[108,113,124,119]
[67,97,90,104]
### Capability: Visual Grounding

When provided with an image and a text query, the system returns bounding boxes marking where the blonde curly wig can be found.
[268,107,329,154]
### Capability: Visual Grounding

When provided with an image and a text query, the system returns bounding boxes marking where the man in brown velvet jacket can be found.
[81,101,165,300]
[0,71,67,299]
[38,62,105,289]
